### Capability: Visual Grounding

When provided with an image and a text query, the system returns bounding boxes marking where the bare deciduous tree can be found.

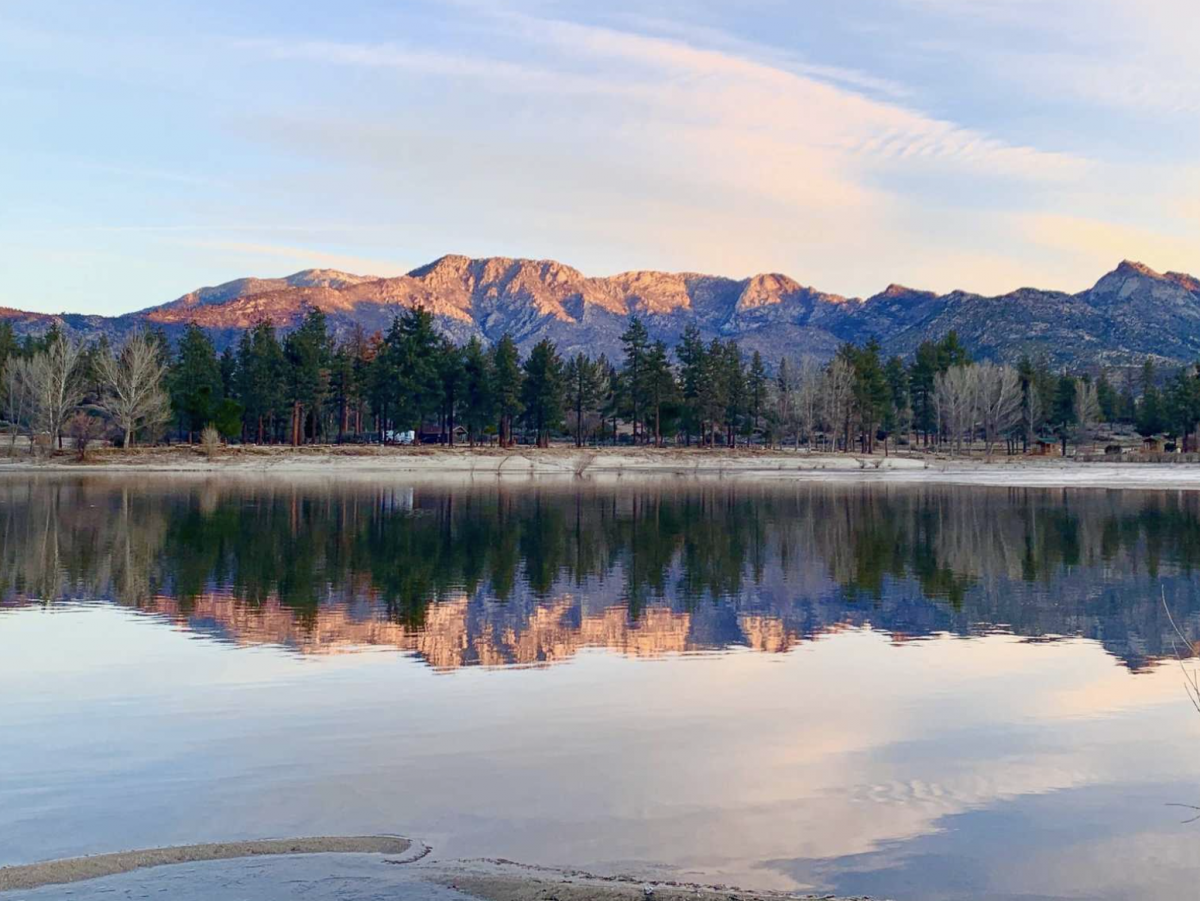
[26,335,86,452]
[934,365,978,455]
[794,355,821,449]
[976,362,1021,455]
[821,357,855,451]
[96,330,170,447]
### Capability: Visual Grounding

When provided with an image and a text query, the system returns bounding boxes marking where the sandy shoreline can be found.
[0,445,1199,489]
[0,840,875,900]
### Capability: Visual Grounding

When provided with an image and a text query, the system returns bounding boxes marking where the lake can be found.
[1,475,1199,900]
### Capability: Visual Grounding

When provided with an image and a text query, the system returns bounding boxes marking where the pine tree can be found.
[169,323,223,442]
[1136,360,1164,439]
[283,308,332,445]
[461,336,494,446]
[564,353,607,447]
[377,306,442,438]
[643,340,678,446]
[747,351,767,441]
[437,339,465,444]
[520,339,564,447]
[839,339,890,453]
[329,339,356,442]
[237,320,286,443]
[0,322,15,378]
[675,325,706,445]
[620,317,650,443]
[1052,373,1077,456]
[219,346,237,399]
[1096,369,1118,424]
[883,355,911,453]
[490,334,523,447]
[698,339,727,447]
[720,341,746,447]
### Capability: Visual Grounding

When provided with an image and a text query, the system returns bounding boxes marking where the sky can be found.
[2,0,1199,315]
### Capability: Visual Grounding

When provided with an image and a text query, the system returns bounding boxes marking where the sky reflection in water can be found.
[1,476,1199,900]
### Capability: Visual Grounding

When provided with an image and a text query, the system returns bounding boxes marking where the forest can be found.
[0,306,1197,456]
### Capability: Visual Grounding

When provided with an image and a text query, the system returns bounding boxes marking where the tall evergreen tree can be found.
[377,306,442,437]
[283,308,332,445]
[698,339,727,446]
[329,338,357,442]
[747,351,768,441]
[643,340,678,446]
[1051,373,1077,456]
[236,320,286,443]
[564,353,607,447]
[720,340,746,447]
[1096,369,1119,423]
[1136,360,1164,439]
[883,355,911,453]
[520,339,564,447]
[620,317,650,442]
[461,336,494,446]
[437,339,465,444]
[490,334,523,447]
[839,339,891,453]
[675,325,706,445]
[0,322,15,377]
[169,323,223,442]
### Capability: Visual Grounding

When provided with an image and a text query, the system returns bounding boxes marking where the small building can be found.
[1030,440,1055,456]
[1142,437,1163,454]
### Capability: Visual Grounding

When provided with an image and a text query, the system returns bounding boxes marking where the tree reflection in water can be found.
[2,477,1200,671]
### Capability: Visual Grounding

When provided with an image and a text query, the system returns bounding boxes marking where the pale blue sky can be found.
[2,0,1198,314]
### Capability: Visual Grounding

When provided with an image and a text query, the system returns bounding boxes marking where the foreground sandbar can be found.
[0,836,414,892]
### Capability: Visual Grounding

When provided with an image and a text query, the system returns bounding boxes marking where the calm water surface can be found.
[2,475,1200,900]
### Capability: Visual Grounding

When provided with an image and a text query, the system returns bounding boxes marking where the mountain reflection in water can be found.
[3,477,1200,672]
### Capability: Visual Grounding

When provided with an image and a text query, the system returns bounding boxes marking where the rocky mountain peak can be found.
[284,269,378,289]
[879,284,921,299]
[1089,259,1192,306]
[735,273,804,311]
[1113,259,1161,278]
[406,253,475,283]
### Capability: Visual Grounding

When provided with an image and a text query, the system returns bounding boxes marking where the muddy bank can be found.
[0,836,414,892]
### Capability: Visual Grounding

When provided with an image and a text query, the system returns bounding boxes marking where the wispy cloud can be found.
[236,12,1091,184]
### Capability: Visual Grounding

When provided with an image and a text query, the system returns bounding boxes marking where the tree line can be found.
[1,309,1197,455]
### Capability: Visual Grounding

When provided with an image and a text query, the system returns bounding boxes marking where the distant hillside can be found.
[6,255,1200,367]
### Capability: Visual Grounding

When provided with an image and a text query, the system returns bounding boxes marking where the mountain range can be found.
[5,254,1200,368]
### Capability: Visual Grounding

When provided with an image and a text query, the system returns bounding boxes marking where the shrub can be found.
[68,412,104,462]
[199,424,222,459]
